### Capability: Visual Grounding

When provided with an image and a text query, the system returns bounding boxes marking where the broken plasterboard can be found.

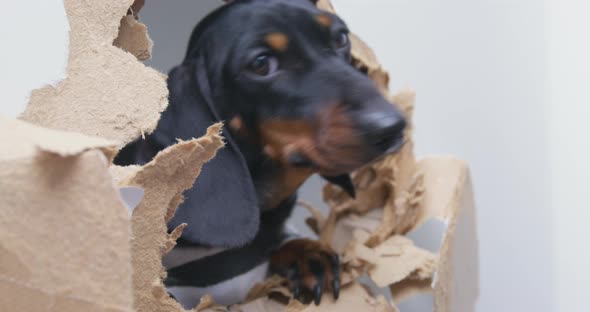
[20,0,168,145]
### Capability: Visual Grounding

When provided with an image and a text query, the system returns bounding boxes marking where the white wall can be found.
[0,0,68,117]
[331,0,554,311]
[546,1,590,311]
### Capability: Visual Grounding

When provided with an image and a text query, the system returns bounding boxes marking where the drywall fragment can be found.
[284,300,308,312]
[343,240,379,266]
[110,165,141,184]
[298,201,327,234]
[320,158,478,311]
[195,295,227,312]
[0,117,133,312]
[114,15,154,61]
[301,283,398,312]
[244,275,291,303]
[114,124,225,312]
[0,115,118,161]
[420,158,479,312]
[368,236,437,288]
[238,298,290,312]
[390,279,434,305]
[165,223,188,254]
[349,34,390,93]
[349,33,380,72]
[21,0,167,145]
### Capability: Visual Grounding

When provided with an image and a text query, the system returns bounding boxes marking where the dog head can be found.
[189,0,404,189]
[119,0,406,247]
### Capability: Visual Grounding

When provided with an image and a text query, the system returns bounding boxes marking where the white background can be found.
[1,1,589,311]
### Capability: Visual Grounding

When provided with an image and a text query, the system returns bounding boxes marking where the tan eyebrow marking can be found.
[265,32,289,52]
[229,116,243,132]
[315,13,333,27]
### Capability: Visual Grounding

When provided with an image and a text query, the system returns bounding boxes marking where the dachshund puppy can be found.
[116,0,406,308]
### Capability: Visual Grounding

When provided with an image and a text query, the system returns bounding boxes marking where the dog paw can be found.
[270,238,340,305]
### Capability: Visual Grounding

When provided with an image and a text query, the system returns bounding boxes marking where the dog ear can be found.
[322,174,356,199]
[150,62,259,248]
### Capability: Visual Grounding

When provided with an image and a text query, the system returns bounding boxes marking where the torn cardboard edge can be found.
[113,14,154,61]
[20,0,167,145]
[322,157,479,310]
[113,123,225,312]
[0,115,119,162]
[0,117,134,312]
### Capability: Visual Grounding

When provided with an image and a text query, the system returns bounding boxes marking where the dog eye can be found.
[248,54,279,77]
[334,31,349,49]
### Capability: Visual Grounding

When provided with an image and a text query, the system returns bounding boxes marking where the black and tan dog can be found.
[116,0,405,308]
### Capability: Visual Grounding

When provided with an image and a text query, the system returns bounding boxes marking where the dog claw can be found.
[313,282,323,305]
[332,278,340,300]
[309,258,325,305]
[291,265,302,300]
[329,253,340,299]
[293,284,301,300]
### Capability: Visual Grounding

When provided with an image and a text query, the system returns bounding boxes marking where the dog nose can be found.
[361,111,406,153]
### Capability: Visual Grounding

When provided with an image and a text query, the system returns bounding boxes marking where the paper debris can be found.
[196,295,216,311]
[195,295,227,312]
[0,115,119,161]
[237,297,290,312]
[301,283,398,312]
[114,124,225,312]
[298,201,326,235]
[110,165,141,185]
[245,275,291,303]
[284,300,307,312]
[390,279,434,305]
[365,92,424,247]
[315,157,478,311]
[113,14,154,61]
[420,158,479,312]
[21,0,168,145]
[368,236,437,288]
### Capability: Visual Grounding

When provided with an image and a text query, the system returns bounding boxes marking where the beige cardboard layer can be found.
[20,0,168,145]
[114,124,225,312]
[0,118,133,312]
[427,158,479,312]
[326,157,479,311]
[0,0,479,311]
[114,14,154,61]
